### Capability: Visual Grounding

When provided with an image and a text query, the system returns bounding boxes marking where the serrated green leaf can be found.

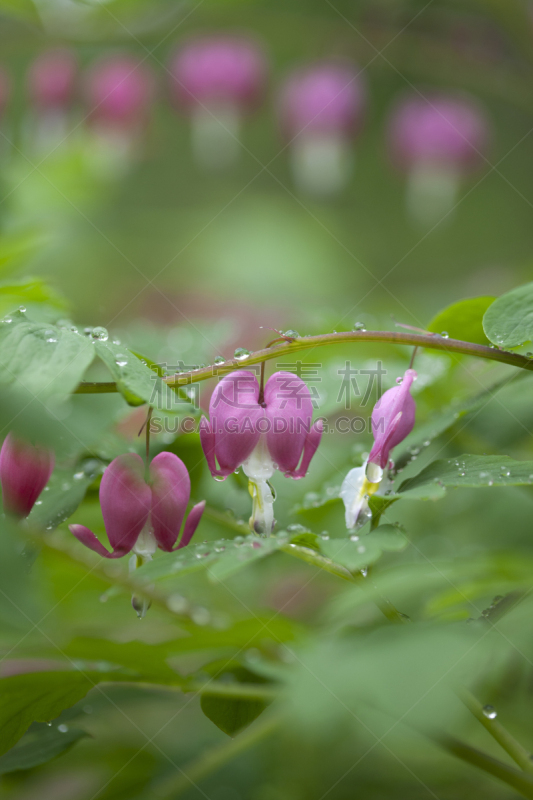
[428,296,495,345]
[399,454,533,494]
[483,281,533,348]
[0,724,88,775]
[93,340,191,412]
[200,694,267,737]
[0,312,94,403]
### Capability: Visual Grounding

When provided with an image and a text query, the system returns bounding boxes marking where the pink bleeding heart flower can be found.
[0,433,54,518]
[279,62,365,140]
[28,48,77,112]
[387,92,490,224]
[368,369,417,473]
[84,55,155,130]
[69,452,205,558]
[169,35,267,169]
[169,35,267,113]
[278,62,366,196]
[388,92,489,172]
[200,370,322,534]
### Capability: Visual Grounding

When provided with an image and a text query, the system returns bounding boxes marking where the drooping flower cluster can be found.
[200,370,323,534]
[0,356,418,616]
[341,369,417,530]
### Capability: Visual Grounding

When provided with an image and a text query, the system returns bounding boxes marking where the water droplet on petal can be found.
[18,306,26,313]
[213,356,225,365]
[482,705,497,719]
[283,330,300,339]
[440,331,449,339]
[58,724,68,733]
[234,348,250,361]
[115,354,128,367]
[353,322,366,331]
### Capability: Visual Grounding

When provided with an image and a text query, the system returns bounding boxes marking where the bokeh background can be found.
[2,1,533,799]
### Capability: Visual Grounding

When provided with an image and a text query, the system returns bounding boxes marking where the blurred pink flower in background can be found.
[169,34,267,169]
[0,66,10,122]
[278,62,366,196]
[387,91,490,225]
[26,48,78,149]
[83,54,156,173]
[28,48,77,113]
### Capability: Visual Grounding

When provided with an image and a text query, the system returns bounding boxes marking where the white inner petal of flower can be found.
[340,461,382,530]
[242,436,276,536]
[133,516,157,559]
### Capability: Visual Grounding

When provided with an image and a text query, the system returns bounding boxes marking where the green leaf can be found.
[0,724,88,775]
[319,525,408,573]
[0,0,41,23]
[483,281,533,348]
[428,296,495,345]
[399,454,533,495]
[0,312,94,403]
[0,232,42,277]
[0,278,66,314]
[0,671,108,756]
[394,374,522,473]
[27,467,96,531]
[200,694,267,737]
[135,534,283,584]
[93,340,190,411]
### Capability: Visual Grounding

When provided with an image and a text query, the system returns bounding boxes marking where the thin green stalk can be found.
[459,688,533,773]
[74,331,533,394]
[437,735,533,799]
[151,713,281,799]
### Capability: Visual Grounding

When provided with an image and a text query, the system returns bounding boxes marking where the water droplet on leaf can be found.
[91,326,109,342]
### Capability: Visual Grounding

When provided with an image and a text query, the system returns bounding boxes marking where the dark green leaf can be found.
[0,724,88,775]
[428,296,495,345]
[399,454,533,495]
[200,694,267,737]
[0,312,94,403]
[483,281,533,348]
[0,667,163,756]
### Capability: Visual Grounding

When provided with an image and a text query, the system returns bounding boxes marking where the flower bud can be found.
[278,62,365,196]
[368,369,417,472]
[0,434,54,518]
